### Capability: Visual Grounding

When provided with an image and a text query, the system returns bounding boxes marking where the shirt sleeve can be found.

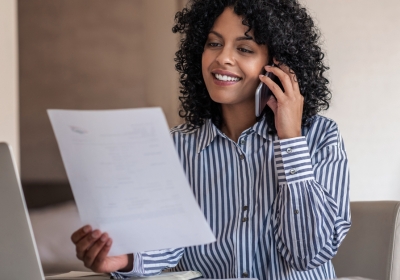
[110,248,185,279]
[272,122,351,271]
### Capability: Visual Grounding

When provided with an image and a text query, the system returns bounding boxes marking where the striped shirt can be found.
[112,114,351,280]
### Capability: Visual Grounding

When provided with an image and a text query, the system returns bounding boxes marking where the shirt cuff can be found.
[273,137,314,184]
[110,252,145,279]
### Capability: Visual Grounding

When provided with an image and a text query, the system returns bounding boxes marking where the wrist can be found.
[278,131,301,140]
[118,254,134,272]
[276,124,301,140]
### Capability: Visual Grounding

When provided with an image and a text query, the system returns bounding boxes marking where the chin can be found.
[209,93,238,105]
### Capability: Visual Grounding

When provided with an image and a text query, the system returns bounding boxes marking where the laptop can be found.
[0,143,109,280]
[0,142,203,280]
[0,142,46,279]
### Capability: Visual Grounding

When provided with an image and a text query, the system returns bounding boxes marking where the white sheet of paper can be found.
[48,108,216,255]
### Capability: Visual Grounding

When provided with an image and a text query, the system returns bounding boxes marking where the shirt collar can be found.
[252,114,275,141]
[196,119,219,154]
[196,116,275,154]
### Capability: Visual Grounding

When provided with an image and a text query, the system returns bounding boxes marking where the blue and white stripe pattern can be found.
[112,115,350,280]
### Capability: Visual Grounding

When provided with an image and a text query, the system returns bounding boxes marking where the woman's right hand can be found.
[71,225,133,273]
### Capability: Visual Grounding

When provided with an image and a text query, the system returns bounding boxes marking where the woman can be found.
[71,0,351,279]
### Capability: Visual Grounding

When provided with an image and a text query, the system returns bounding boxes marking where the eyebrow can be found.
[209,30,254,41]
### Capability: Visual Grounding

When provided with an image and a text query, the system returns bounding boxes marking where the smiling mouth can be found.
[213,73,242,82]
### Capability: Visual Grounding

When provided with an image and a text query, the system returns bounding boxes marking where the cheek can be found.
[249,59,267,75]
[243,61,264,82]
[241,60,266,93]
[201,53,210,79]
[251,58,267,77]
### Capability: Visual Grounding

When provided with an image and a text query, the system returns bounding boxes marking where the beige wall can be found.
[302,0,400,200]
[20,0,399,201]
[0,0,19,163]
[142,0,181,127]
[19,0,181,183]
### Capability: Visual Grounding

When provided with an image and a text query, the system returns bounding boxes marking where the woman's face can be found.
[202,7,269,109]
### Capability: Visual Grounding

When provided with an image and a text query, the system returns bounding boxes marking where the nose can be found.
[215,45,235,66]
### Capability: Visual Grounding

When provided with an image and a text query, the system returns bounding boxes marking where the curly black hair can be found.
[172,0,331,132]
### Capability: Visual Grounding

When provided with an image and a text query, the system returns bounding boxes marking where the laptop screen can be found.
[0,142,45,280]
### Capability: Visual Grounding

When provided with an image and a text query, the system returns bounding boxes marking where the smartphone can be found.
[255,71,284,117]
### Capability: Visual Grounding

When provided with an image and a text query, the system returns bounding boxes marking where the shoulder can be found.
[308,115,339,131]
[170,123,201,137]
[170,123,194,134]
[169,122,204,144]
[169,122,212,156]
[304,115,343,149]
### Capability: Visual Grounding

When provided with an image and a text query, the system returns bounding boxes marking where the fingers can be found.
[83,233,112,269]
[90,238,113,272]
[259,61,303,105]
[258,74,285,101]
[265,65,293,96]
[71,225,92,244]
[75,229,102,260]
[71,226,114,273]
[266,95,277,114]
[273,58,300,92]
[262,59,304,140]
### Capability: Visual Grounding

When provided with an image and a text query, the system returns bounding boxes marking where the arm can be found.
[71,226,184,279]
[110,248,185,279]
[260,61,350,270]
[272,122,350,271]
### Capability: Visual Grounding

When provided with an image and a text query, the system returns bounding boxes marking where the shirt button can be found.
[286,147,292,153]
[239,154,245,160]
[242,217,248,222]
[243,206,248,211]
[294,209,299,214]
[290,169,296,175]
[242,272,249,278]
[240,139,246,145]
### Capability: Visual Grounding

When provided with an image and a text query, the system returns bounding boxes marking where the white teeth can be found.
[215,73,240,82]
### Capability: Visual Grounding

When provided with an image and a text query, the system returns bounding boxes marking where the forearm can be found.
[110,248,184,279]
[116,254,134,272]
[273,136,350,270]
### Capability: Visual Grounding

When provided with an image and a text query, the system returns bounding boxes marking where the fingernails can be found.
[106,239,112,246]
[83,225,91,233]
[92,230,100,238]
[100,233,108,242]
[259,74,264,79]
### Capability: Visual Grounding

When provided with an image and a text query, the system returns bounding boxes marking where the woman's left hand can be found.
[259,61,304,140]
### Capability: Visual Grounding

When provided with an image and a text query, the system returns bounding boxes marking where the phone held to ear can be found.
[255,70,284,117]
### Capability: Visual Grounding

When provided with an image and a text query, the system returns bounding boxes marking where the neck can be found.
[220,103,257,143]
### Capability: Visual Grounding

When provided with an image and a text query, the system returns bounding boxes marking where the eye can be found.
[208,42,221,47]
[238,47,253,54]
